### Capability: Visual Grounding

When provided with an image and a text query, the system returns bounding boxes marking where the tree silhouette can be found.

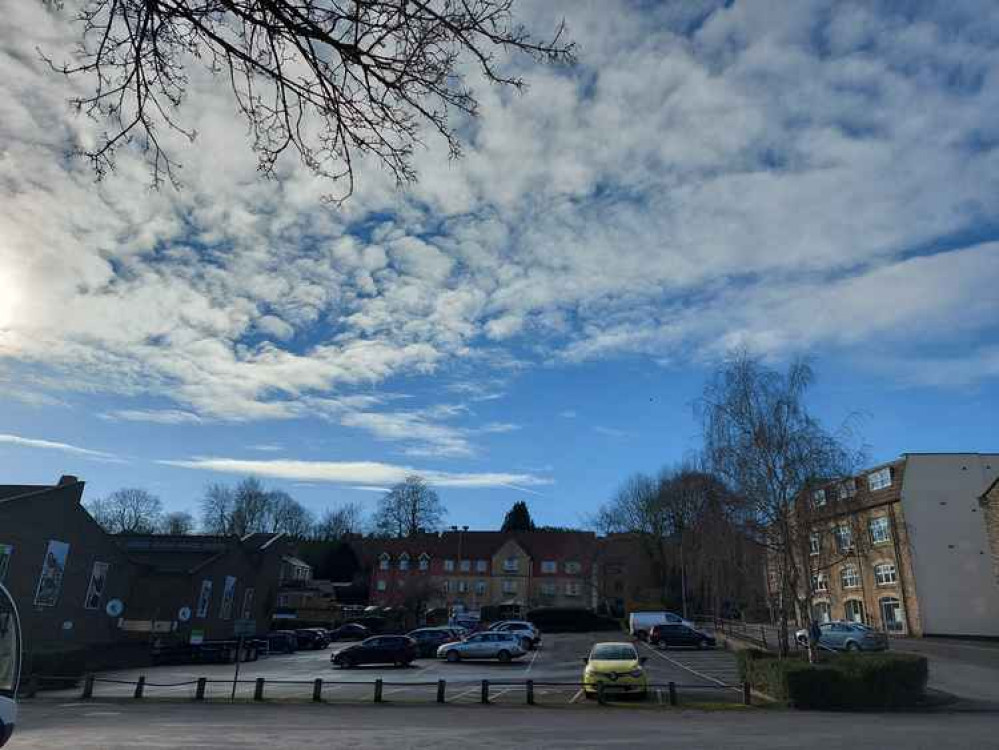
[501,500,535,532]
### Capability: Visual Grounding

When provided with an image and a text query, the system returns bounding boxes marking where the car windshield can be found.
[590,645,636,661]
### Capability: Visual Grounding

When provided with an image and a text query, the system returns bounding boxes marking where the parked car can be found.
[491,621,542,649]
[331,635,418,668]
[266,631,298,654]
[437,632,527,663]
[795,621,889,652]
[406,628,456,657]
[582,642,648,699]
[328,623,370,642]
[294,628,326,650]
[650,623,716,650]
[628,611,692,640]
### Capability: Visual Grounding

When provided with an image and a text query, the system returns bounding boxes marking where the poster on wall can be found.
[241,587,255,620]
[219,576,237,620]
[84,561,110,610]
[0,544,12,582]
[196,579,213,618]
[34,540,70,607]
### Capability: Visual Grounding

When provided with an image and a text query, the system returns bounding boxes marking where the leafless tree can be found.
[200,482,235,534]
[159,510,196,534]
[313,501,364,540]
[268,489,314,537]
[699,351,862,656]
[41,0,575,201]
[374,475,444,537]
[87,487,163,533]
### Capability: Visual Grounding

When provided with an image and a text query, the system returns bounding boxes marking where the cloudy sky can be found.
[1,0,997,529]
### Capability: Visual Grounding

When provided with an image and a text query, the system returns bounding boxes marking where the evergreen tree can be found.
[501,501,536,532]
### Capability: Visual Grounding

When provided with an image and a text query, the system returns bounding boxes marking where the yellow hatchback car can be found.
[582,642,649,699]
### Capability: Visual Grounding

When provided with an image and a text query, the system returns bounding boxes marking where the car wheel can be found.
[497,650,511,663]
[446,650,461,663]
[696,640,706,650]
[846,641,859,652]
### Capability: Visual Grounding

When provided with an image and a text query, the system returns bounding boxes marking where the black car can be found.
[329,623,370,642]
[406,628,455,657]
[267,630,298,654]
[294,628,327,649]
[331,635,418,668]
[649,623,716,650]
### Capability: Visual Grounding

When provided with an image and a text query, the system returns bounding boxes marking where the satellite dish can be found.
[106,599,124,617]
[178,606,192,622]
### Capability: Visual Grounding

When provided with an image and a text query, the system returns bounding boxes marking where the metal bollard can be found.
[526,679,534,705]
[134,675,145,699]
[668,681,677,706]
[436,679,446,704]
[597,683,606,705]
[254,678,265,701]
[82,675,95,700]
[743,681,751,706]
[195,678,207,701]
[374,678,383,703]
[481,679,489,704]
[313,678,323,703]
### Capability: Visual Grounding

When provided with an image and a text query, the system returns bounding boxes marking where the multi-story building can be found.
[359,530,599,613]
[773,453,999,637]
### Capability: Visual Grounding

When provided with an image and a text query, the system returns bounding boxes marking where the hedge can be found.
[738,649,928,709]
[526,607,621,633]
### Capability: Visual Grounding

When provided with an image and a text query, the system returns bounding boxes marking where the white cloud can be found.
[559,410,578,419]
[247,444,284,452]
[0,433,120,461]
[593,426,632,439]
[102,409,204,425]
[159,456,552,489]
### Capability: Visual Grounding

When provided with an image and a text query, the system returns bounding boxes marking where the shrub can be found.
[741,651,928,709]
[526,607,621,633]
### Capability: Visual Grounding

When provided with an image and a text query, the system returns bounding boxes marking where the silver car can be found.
[437,632,527,663]
[796,621,889,652]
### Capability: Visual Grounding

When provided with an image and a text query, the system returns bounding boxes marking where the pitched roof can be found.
[356,529,599,562]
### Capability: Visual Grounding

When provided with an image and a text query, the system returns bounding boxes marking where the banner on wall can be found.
[84,561,110,610]
[34,540,70,607]
[219,576,237,620]
[196,579,213,618]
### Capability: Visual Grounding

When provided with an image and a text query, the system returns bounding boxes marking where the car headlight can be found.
[629,668,644,678]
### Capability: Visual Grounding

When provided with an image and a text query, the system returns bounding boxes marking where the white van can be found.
[628,611,689,639]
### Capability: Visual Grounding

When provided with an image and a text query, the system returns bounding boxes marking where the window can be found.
[880,597,905,632]
[835,525,853,552]
[812,601,831,624]
[379,554,390,571]
[565,582,581,597]
[476,559,488,573]
[442,580,450,594]
[874,562,897,585]
[809,533,820,556]
[444,559,455,572]
[419,553,430,571]
[564,561,581,574]
[812,488,826,506]
[458,580,468,593]
[399,554,410,571]
[502,579,517,594]
[541,582,556,596]
[811,572,828,593]
[0,544,12,582]
[838,479,857,500]
[840,565,860,589]
[869,517,891,545]
[541,560,557,574]
[456,559,469,572]
[83,561,109,610]
[376,579,387,591]
[196,579,213,618]
[241,588,255,619]
[844,599,865,623]
[503,557,519,572]
[868,467,892,491]
[475,580,486,595]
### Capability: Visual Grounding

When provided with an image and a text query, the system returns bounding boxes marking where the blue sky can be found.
[1,0,998,529]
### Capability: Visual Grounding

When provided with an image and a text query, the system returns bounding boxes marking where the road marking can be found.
[639,642,741,692]
[568,689,585,704]
[523,648,541,674]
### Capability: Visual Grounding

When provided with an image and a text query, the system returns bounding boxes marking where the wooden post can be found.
[668,681,677,706]
[253,678,265,701]
[134,675,145,699]
[195,678,207,701]
[743,681,751,706]
[436,679,446,703]
[481,679,489,704]
[312,678,323,702]
[81,675,95,700]
[374,678,383,703]
[526,679,534,705]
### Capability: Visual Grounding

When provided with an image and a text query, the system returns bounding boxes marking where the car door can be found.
[463,633,489,658]
[824,624,847,649]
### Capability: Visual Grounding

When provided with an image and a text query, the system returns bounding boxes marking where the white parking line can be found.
[639,642,741,692]
[523,648,541,674]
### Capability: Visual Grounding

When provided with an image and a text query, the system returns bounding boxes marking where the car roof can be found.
[591,641,634,649]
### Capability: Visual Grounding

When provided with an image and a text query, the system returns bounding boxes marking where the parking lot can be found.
[40,632,745,707]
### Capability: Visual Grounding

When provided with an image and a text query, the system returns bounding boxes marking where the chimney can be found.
[58,474,79,486]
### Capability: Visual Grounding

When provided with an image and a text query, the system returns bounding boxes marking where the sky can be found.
[1,0,997,530]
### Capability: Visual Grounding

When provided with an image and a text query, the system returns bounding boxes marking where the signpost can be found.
[230,619,256,701]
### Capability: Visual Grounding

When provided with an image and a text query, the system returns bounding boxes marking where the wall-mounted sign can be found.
[105,598,124,617]
[61,620,74,631]
[178,606,192,622]
[34,540,70,607]
[190,629,204,645]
